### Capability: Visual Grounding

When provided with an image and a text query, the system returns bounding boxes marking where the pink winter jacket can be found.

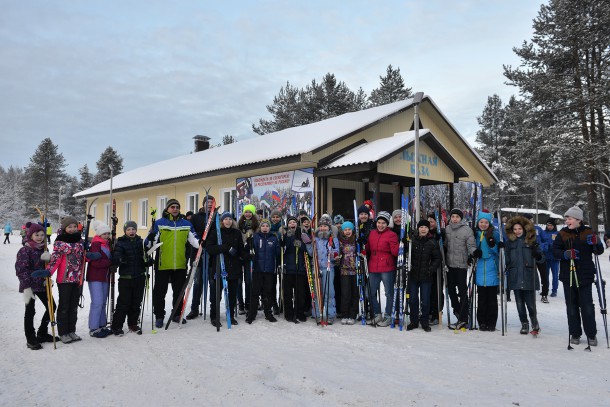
[48,240,85,284]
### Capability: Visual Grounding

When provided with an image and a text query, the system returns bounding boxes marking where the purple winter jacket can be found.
[15,241,46,293]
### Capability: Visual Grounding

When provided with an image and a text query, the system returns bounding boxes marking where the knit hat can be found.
[376,211,391,225]
[221,211,233,222]
[522,213,533,220]
[449,208,463,219]
[270,209,282,219]
[259,218,271,227]
[357,205,370,216]
[185,211,193,218]
[417,219,431,229]
[564,206,583,221]
[299,214,311,224]
[341,221,355,231]
[333,214,344,225]
[91,220,111,236]
[546,219,556,226]
[318,217,332,228]
[165,199,180,210]
[61,216,79,231]
[124,221,137,232]
[392,209,402,219]
[477,211,493,224]
[27,223,44,240]
[286,215,298,225]
[320,214,332,224]
[243,204,256,215]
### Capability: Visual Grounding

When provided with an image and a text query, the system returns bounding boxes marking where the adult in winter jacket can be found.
[552,206,604,346]
[444,208,476,329]
[4,222,12,244]
[505,215,544,335]
[427,212,446,325]
[185,196,215,320]
[282,216,312,323]
[540,219,560,297]
[365,211,399,327]
[86,221,113,338]
[206,212,247,327]
[146,199,200,328]
[110,221,151,335]
[473,212,501,331]
[237,204,259,315]
[406,220,441,332]
[246,219,280,324]
[15,223,57,349]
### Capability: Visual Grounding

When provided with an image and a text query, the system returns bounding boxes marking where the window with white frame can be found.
[124,201,132,223]
[139,199,149,228]
[157,196,167,219]
[104,203,110,225]
[186,192,199,213]
[219,187,237,214]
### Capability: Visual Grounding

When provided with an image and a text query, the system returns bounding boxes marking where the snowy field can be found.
[1,237,609,407]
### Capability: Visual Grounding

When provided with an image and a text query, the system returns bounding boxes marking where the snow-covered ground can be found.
[1,239,609,407]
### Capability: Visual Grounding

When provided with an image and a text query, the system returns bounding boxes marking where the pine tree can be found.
[62,176,84,219]
[78,164,95,191]
[0,165,26,227]
[369,65,413,107]
[95,146,124,184]
[222,135,236,145]
[21,138,67,222]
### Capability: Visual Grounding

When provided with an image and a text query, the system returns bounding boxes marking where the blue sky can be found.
[0,0,541,175]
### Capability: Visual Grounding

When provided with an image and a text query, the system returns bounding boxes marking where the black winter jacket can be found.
[553,225,604,285]
[113,235,150,279]
[206,222,246,280]
[409,234,441,283]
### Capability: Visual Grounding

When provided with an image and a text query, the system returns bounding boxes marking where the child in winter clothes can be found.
[282,216,311,323]
[34,216,85,344]
[406,220,441,332]
[15,223,57,350]
[238,204,259,314]
[110,221,150,335]
[206,212,247,327]
[540,219,560,297]
[269,209,285,315]
[86,220,113,338]
[338,221,358,324]
[313,218,339,324]
[473,212,501,331]
[246,219,280,324]
[552,206,605,346]
[299,215,314,315]
[505,215,545,335]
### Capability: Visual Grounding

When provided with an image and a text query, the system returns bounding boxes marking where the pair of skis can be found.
[390,195,408,330]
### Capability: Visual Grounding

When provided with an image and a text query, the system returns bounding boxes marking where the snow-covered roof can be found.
[502,207,563,219]
[322,130,423,169]
[75,98,418,197]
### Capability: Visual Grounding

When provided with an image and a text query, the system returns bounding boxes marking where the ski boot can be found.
[520,322,529,335]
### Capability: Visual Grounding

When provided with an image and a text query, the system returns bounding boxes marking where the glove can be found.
[32,269,51,278]
[333,252,340,260]
[228,247,237,257]
[293,240,302,248]
[563,249,580,260]
[40,251,51,262]
[86,252,102,260]
[497,241,505,249]
[487,237,496,248]
[221,243,231,254]
[472,249,482,259]
[23,287,35,304]
[359,250,366,259]
[301,233,311,244]
[584,233,597,245]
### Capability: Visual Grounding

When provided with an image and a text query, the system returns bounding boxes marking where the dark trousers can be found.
[209,276,238,320]
[3,233,9,244]
[190,251,209,313]
[153,269,187,319]
[112,276,146,329]
[248,272,275,319]
[447,267,468,322]
[563,281,597,338]
[476,285,498,328]
[57,283,80,336]
[334,265,342,314]
[514,289,538,327]
[430,266,444,320]
[283,273,307,320]
[24,291,55,340]
[537,261,549,296]
[340,275,359,319]
[409,281,432,326]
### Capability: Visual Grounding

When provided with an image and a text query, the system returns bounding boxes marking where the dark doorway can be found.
[332,188,356,221]
[368,190,394,212]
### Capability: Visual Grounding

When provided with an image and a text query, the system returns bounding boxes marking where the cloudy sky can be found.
[1,0,541,175]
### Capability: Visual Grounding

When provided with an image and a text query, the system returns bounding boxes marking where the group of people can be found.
[15,195,608,351]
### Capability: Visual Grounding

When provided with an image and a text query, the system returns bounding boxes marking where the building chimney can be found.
[193,135,211,152]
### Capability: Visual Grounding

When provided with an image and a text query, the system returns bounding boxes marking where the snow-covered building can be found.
[74,95,497,228]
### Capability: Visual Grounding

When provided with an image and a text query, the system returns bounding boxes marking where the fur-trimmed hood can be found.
[505,215,537,245]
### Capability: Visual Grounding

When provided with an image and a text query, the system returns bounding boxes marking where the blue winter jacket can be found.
[539,228,558,261]
[283,229,312,275]
[252,232,280,273]
[474,229,500,287]
[314,234,339,271]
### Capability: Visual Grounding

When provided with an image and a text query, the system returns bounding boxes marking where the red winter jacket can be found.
[366,228,399,273]
[86,235,113,282]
